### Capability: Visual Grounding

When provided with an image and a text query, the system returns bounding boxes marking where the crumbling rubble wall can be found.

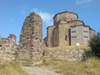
[18,12,47,64]
[0,34,17,64]
[44,48,86,61]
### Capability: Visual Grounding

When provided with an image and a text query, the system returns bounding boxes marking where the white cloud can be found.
[76,0,92,4]
[32,8,54,26]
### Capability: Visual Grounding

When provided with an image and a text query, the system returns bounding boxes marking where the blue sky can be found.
[0,0,100,44]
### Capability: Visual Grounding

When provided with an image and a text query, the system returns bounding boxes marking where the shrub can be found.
[89,31,100,57]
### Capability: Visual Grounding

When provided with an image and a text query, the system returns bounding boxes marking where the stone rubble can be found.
[0,34,17,64]
[18,12,47,64]
[44,48,86,61]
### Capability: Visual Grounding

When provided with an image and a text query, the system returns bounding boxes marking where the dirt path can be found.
[22,66,62,75]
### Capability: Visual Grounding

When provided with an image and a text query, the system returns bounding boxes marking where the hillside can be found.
[0,61,30,75]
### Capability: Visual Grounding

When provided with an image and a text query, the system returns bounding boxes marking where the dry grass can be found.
[0,61,30,75]
[40,57,100,75]
[48,46,90,51]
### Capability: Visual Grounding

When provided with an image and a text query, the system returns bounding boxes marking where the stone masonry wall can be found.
[71,25,90,46]
[54,12,78,25]
[71,26,84,46]
[90,29,96,39]
[68,20,84,26]
[59,24,70,47]
[44,49,86,61]
[0,34,17,64]
[53,25,59,47]
[46,26,55,47]
[18,12,47,64]
[44,11,96,47]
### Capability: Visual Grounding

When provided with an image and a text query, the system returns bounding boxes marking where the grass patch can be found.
[48,46,90,51]
[18,59,33,67]
[40,57,100,75]
[19,59,32,62]
[0,61,30,75]
[22,62,32,67]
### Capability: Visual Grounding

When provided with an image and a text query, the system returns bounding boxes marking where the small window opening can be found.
[40,40,42,42]
[65,35,67,41]
[72,31,76,33]
[0,45,2,47]
[72,36,76,38]
[36,38,38,40]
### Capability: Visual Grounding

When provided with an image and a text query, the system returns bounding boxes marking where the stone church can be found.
[44,10,96,47]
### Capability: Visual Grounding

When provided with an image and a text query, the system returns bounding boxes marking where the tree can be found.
[89,31,100,57]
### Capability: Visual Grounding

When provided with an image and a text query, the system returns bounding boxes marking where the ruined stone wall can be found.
[44,49,86,61]
[18,12,47,64]
[0,34,17,64]
[19,12,43,49]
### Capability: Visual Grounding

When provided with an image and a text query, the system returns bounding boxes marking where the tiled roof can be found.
[53,10,78,19]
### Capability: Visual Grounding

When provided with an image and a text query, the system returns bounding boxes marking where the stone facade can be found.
[44,49,86,61]
[0,34,17,64]
[18,12,47,64]
[44,10,96,47]
[71,25,89,46]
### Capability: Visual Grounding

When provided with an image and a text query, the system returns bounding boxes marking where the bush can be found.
[89,31,100,57]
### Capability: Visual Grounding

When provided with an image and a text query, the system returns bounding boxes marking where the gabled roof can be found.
[67,20,85,25]
[53,10,79,19]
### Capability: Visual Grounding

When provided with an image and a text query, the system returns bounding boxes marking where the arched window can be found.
[65,35,67,41]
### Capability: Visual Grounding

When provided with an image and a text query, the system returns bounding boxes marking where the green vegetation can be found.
[36,45,100,75]
[48,46,90,51]
[19,59,33,67]
[22,61,32,67]
[43,50,45,56]
[0,61,30,75]
[40,57,100,75]
[89,31,100,57]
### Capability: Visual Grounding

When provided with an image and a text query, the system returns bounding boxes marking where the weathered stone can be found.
[0,34,17,64]
[44,49,86,61]
[44,10,96,47]
[18,12,47,64]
